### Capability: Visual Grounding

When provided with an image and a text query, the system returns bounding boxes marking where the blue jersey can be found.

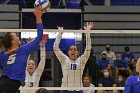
[97,59,110,70]
[122,52,135,63]
[124,76,140,93]
[0,24,43,84]
[114,60,128,68]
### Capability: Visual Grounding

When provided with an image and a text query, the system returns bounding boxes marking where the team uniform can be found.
[53,32,91,92]
[123,76,140,93]
[25,47,46,87]
[83,84,95,93]
[20,47,46,93]
[0,24,43,93]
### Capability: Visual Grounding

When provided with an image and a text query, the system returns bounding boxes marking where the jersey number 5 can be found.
[70,64,77,70]
[7,54,16,65]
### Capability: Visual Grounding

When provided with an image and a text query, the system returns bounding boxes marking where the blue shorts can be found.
[60,90,83,93]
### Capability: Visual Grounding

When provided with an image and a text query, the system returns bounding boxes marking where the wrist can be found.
[36,17,42,24]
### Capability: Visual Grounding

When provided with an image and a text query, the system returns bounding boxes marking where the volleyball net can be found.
[19,87,124,93]
[0,29,139,93]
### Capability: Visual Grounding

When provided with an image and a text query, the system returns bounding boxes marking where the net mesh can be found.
[0,29,139,93]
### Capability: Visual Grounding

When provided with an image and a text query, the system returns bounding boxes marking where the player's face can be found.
[27,60,36,74]
[83,77,90,87]
[68,45,79,61]
[11,33,21,46]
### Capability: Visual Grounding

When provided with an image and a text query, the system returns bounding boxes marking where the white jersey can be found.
[84,84,95,93]
[54,32,91,87]
[25,47,46,87]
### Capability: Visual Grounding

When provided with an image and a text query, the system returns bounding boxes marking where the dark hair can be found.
[82,74,92,82]
[124,46,129,52]
[69,44,79,52]
[36,88,48,93]
[1,32,13,49]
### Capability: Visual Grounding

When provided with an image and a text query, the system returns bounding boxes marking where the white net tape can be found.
[19,87,124,90]
[19,87,124,93]
[0,29,140,33]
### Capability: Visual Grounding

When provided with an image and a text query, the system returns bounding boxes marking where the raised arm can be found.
[35,47,46,73]
[35,33,48,73]
[53,27,67,63]
[81,22,94,64]
[24,6,43,54]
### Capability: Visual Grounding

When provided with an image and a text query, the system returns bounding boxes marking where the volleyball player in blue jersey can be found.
[123,58,140,93]
[0,6,43,93]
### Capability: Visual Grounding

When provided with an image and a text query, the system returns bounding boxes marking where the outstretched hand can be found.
[34,6,43,20]
[40,39,47,48]
[84,22,94,31]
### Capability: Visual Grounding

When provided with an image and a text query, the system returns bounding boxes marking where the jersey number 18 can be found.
[70,64,77,70]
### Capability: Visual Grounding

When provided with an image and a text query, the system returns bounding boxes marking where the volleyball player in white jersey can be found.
[53,22,93,93]
[25,47,46,87]
[25,34,47,87]
[20,37,47,93]
[83,75,95,93]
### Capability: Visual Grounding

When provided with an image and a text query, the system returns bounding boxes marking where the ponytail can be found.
[2,32,12,49]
